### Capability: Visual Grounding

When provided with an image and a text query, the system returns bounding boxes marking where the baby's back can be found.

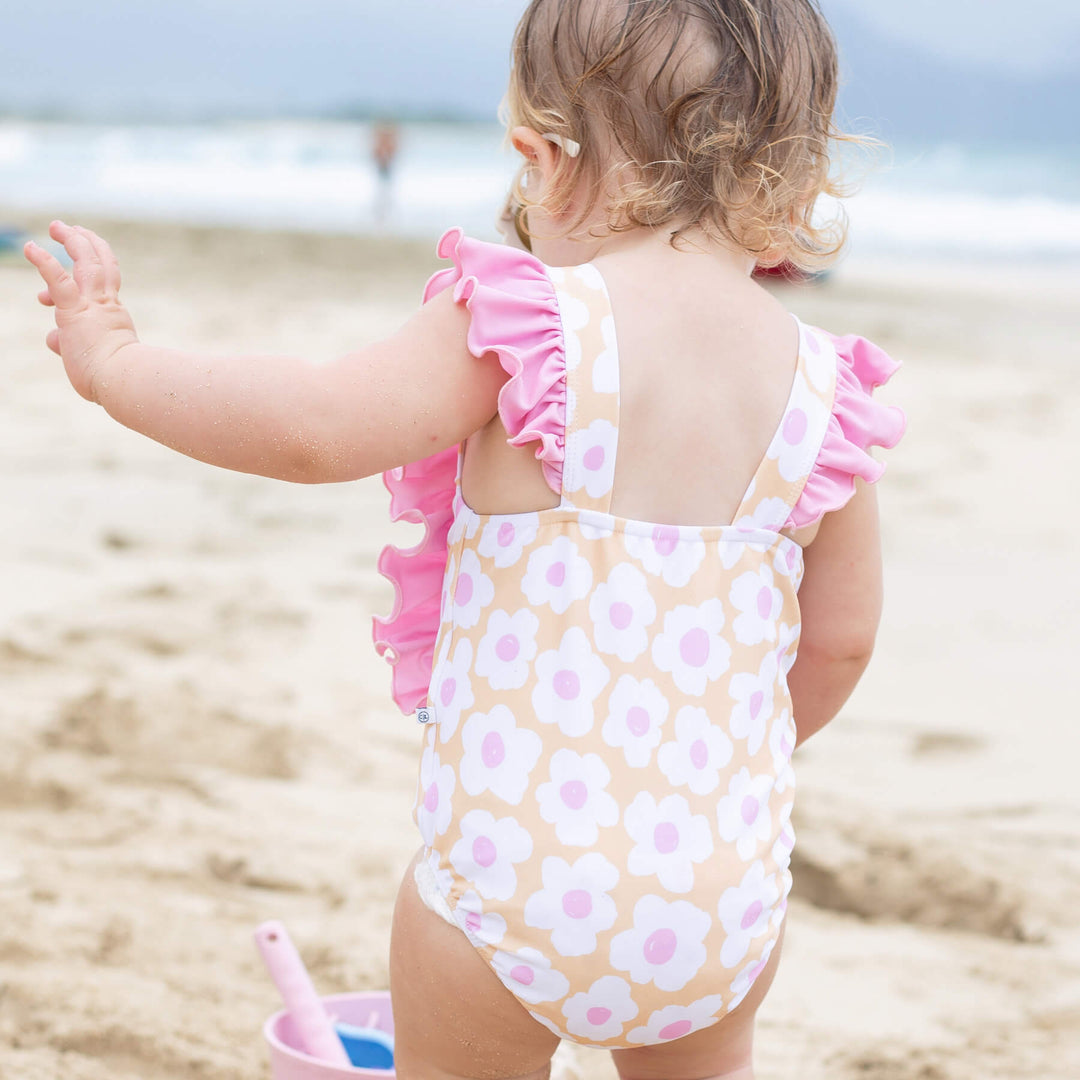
[462,236,806,537]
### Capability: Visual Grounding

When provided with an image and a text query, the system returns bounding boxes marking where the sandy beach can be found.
[1,216,1078,1080]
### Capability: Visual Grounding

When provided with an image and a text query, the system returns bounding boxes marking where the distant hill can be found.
[826,7,1080,145]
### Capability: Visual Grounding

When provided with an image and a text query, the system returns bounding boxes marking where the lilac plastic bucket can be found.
[263,991,395,1080]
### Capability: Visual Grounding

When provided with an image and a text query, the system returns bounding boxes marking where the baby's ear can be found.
[510,126,559,180]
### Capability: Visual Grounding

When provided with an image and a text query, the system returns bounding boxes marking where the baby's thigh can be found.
[389,849,560,1080]
[609,923,786,1080]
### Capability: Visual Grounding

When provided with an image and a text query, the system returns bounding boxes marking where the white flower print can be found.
[556,287,590,372]
[449,809,533,901]
[561,976,638,1043]
[773,539,803,584]
[440,553,456,623]
[454,888,507,949]
[624,791,714,893]
[420,847,453,909]
[492,946,571,1005]
[728,652,778,754]
[578,513,616,541]
[475,608,540,691]
[768,708,796,780]
[446,497,480,546]
[521,536,593,615]
[523,852,620,957]
[652,600,732,697]
[716,861,781,969]
[624,526,706,587]
[729,566,782,646]
[626,994,726,1045]
[601,675,670,768]
[459,705,542,806]
[592,314,619,394]
[452,548,495,630]
[533,627,610,737]
[742,496,792,533]
[565,383,578,428]
[429,634,474,739]
[774,622,800,680]
[589,562,656,662]
[715,767,775,861]
[727,937,776,1013]
[717,536,749,572]
[771,799,795,874]
[536,749,619,846]
[565,418,618,501]
[416,742,455,847]
[609,895,711,992]
[656,706,734,796]
[800,321,835,393]
[478,514,540,568]
[766,372,830,483]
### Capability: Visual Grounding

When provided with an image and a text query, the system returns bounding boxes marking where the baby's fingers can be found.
[50,221,106,296]
[45,329,61,356]
[24,241,80,309]
[74,226,122,295]
[38,288,55,307]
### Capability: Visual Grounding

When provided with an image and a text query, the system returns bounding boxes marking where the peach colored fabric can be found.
[410,259,864,1048]
[373,231,904,715]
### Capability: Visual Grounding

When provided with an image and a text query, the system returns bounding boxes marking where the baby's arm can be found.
[25,222,506,482]
[787,479,883,748]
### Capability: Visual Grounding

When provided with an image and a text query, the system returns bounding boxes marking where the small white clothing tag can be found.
[415,706,434,725]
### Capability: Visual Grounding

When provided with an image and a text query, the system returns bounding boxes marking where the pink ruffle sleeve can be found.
[373,228,568,714]
[786,331,907,529]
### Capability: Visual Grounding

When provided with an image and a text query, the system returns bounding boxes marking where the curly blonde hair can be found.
[506,0,871,270]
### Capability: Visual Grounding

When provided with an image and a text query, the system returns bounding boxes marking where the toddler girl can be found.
[26,2,905,1077]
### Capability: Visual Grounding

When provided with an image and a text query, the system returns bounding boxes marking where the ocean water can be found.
[1,119,1078,265]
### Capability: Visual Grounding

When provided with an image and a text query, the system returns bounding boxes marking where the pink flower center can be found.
[609,601,633,630]
[496,634,520,662]
[652,525,679,557]
[497,522,516,547]
[625,706,650,737]
[454,573,474,606]
[643,928,677,966]
[749,689,763,719]
[689,738,709,770]
[546,561,567,587]
[562,889,593,919]
[783,408,808,445]
[679,627,710,668]
[560,780,588,810]
[554,669,581,700]
[481,732,506,769]
[440,677,457,707]
[583,445,606,471]
[510,965,535,986]
[659,1020,693,1041]
[423,783,439,813]
[741,900,764,930]
[756,586,773,619]
[653,822,679,854]
[465,912,482,935]
[472,835,497,869]
[586,1007,612,1027]
[741,795,760,825]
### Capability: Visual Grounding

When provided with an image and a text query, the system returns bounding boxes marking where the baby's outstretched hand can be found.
[24,221,139,402]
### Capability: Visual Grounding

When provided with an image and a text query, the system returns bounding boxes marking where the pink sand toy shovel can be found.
[255,920,395,1077]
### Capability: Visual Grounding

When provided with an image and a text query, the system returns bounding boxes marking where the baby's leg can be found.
[389,849,561,1080]
[609,923,785,1080]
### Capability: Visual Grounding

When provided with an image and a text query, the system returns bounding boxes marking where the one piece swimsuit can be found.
[374,229,905,1049]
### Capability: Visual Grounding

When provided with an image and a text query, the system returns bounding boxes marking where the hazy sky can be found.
[0,0,1076,119]
[826,0,1080,73]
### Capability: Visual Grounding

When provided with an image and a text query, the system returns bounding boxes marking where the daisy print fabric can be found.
[411,260,843,1048]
